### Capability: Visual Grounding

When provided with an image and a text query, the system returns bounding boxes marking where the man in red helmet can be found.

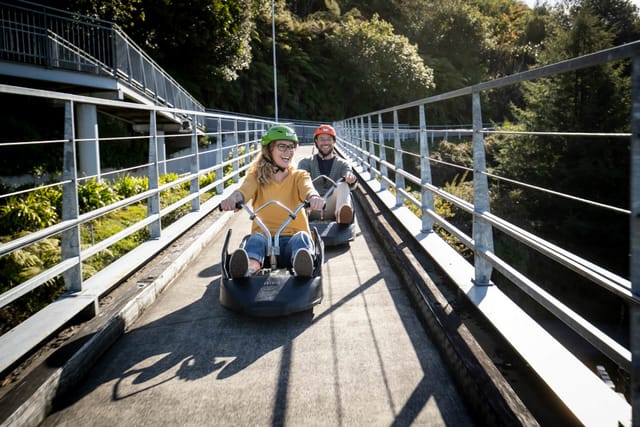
[298,124,356,225]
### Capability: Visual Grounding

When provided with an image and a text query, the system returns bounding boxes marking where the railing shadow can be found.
[51,280,315,411]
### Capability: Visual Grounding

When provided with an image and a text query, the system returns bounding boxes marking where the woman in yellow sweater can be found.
[220,125,324,277]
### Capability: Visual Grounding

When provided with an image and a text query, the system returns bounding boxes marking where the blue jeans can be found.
[243,231,314,268]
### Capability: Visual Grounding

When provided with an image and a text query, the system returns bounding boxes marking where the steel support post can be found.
[359,117,366,170]
[157,130,167,176]
[393,110,405,207]
[216,118,224,195]
[419,104,435,232]
[76,103,100,179]
[471,92,494,286]
[233,120,239,183]
[190,114,200,212]
[148,111,161,239]
[367,115,375,175]
[61,101,83,292]
[253,122,259,162]
[378,113,387,180]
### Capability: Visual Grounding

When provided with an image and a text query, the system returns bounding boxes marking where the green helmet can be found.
[261,125,298,146]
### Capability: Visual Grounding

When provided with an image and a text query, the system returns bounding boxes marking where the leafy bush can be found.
[78,178,120,213]
[199,171,216,188]
[159,172,180,185]
[224,146,246,186]
[0,186,61,235]
[0,171,215,331]
[113,175,148,198]
[0,236,65,333]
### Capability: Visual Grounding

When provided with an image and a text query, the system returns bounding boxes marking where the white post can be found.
[76,103,100,179]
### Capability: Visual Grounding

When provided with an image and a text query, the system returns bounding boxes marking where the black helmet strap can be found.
[267,158,286,173]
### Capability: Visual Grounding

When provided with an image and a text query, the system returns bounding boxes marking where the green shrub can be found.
[78,179,120,213]
[0,186,61,234]
[0,236,65,332]
[199,171,216,188]
[113,175,148,198]
[159,173,179,185]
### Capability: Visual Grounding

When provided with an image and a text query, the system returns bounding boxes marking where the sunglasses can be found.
[275,143,296,153]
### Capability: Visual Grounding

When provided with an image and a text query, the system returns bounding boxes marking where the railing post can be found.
[157,130,167,176]
[419,104,435,232]
[367,115,375,175]
[253,122,261,162]
[124,34,133,86]
[340,120,348,155]
[472,91,494,286]
[109,26,117,76]
[244,120,250,166]
[215,118,224,195]
[378,113,387,181]
[148,111,161,239]
[190,113,200,212]
[631,55,640,427]
[61,100,83,292]
[345,119,352,152]
[233,120,239,182]
[76,103,100,179]
[359,117,366,170]
[393,110,405,207]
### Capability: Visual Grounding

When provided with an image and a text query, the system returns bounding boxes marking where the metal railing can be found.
[0,3,638,423]
[334,40,640,426]
[0,82,282,379]
[0,0,204,113]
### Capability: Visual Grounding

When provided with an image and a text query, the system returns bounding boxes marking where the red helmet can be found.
[313,124,336,140]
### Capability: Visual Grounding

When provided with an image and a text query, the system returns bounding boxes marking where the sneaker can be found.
[229,248,249,278]
[337,205,353,224]
[293,248,314,277]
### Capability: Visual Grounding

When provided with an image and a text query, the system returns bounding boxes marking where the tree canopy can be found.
[38,0,639,121]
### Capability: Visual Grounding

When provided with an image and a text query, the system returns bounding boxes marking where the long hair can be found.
[249,143,277,186]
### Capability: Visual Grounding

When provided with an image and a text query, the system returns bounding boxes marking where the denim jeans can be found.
[243,231,314,268]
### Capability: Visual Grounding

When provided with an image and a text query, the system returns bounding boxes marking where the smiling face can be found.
[315,134,335,157]
[270,140,297,169]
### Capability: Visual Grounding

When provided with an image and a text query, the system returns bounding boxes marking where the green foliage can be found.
[434,175,475,258]
[199,172,216,188]
[489,4,634,276]
[428,139,474,187]
[0,236,65,332]
[159,173,180,185]
[78,179,120,213]
[403,173,473,258]
[222,146,248,187]
[132,0,256,102]
[112,175,148,198]
[0,236,61,292]
[80,203,149,279]
[0,169,213,331]
[568,0,640,46]
[0,186,62,235]
[328,14,434,114]
[504,6,630,198]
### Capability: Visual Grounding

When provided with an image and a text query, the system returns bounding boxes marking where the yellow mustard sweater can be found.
[237,167,318,236]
